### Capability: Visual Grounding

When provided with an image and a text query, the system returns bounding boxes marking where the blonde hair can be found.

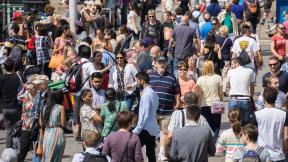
[219,25,229,36]
[266,75,279,86]
[201,60,215,76]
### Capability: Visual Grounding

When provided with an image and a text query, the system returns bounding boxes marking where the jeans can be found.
[18,130,32,162]
[228,99,251,125]
[201,106,221,142]
[125,93,137,111]
[138,130,156,162]
[3,108,21,148]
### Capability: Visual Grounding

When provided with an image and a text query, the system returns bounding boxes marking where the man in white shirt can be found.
[227,57,254,125]
[251,87,288,162]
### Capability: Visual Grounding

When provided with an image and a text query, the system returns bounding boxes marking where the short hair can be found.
[67,47,78,57]
[78,45,91,59]
[177,61,188,69]
[91,72,103,80]
[148,9,156,15]
[186,105,201,121]
[83,36,92,45]
[10,23,20,34]
[268,55,280,62]
[219,25,229,36]
[241,24,251,35]
[263,87,278,104]
[241,124,258,142]
[201,60,215,76]
[164,11,172,17]
[4,58,15,72]
[184,92,198,106]
[175,7,183,15]
[117,110,134,129]
[135,72,149,84]
[83,131,100,147]
[37,23,48,36]
[266,75,278,86]
[211,17,219,24]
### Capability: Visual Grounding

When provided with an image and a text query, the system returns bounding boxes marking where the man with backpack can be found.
[243,0,260,33]
[3,23,27,72]
[72,131,109,162]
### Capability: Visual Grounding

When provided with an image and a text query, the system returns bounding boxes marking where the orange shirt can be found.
[179,77,198,96]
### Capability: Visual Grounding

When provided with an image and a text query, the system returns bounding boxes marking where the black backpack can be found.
[239,146,264,162]
[65,61,89,92]
[82,152,108,162]
[9,41,23,71]
[238,49,252,66]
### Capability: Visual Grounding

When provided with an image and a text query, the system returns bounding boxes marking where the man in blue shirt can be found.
[200,13,213,41]
[133,72,160,162]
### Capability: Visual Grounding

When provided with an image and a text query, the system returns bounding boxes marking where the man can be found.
[169,99,215,162]
[72,131,109,162]
[9,11,27,38]
[83,72,106,109]
[231,24,259,85]
[150,46,161,70]
[262,56,288,94]
[0,59,25,148]
[137,37,153,72]
[243,0,260,33]
[162,11,174,50]
[185,11,201,53]
[217,2,238,36]
[133,72,160,162]
[251,87,288,162]
[148,56,180,160]
[167,92,213,142]
[227,57,254,125]
[200,12,213,41]
[141,9,163,48]
[169,15,194,76]
[231,0,244,25]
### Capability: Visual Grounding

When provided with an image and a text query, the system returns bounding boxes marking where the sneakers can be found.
[158,154,168,161]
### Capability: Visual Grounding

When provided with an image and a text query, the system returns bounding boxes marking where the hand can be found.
[125,85,132,90]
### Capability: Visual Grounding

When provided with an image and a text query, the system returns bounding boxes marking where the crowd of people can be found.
[0,0,288,161]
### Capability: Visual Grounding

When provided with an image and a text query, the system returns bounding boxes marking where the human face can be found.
[188,56,197,67]
[268,59,280,73]
[135,77,144,89]
[26,84,37,97]
[94,53,102,63]
[150,49,159,60]
[225,4,231,11]
[67,50,76,62]
[163,13,171,22]
[116,53,125,65]
[240,132,249,145]
[171,16,176,22]
[83,92,93,105]
[91,77,103,90]
[155,61,166,75]
[212,21,219,27]
[148,14,156,21]
[178,67,188,77]
[269,78,280,90]
[96,30,104,39]
[38,82,48,92]
[277,25,285,34]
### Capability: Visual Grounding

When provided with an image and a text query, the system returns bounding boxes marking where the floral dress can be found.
[80,104,102,138]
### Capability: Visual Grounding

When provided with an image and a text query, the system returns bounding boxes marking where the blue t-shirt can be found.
[206,3,221,17]
[200,22,213,40]
[231,3,244,20]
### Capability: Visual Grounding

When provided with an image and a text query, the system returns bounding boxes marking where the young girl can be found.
[233,124,271,162]
[216,108,244,162]
[79,89,102,139]
[51,59,72,83]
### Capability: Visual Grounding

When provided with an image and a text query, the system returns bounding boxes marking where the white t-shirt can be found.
[231,35,259,69]
[251,108,288,161]
[127,11,141,33]
[227,66,253,96]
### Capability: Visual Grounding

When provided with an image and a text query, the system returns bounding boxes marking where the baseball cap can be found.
[143,37,153,47]
[156,56,167,62]
[11,11,23,20]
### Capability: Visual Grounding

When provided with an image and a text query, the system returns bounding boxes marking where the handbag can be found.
[210,101,225,114]
[35,141,43,156]
[48,54,64,69]
[10,120,23,137]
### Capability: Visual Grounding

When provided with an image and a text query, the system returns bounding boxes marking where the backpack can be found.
[238,49,252,66]
[239,146,264,162]
[9,43,23,71]
[65,61,89,93]
[82,152,108,162]
[246,0,258,14]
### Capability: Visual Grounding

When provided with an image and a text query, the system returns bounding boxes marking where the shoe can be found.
[261,19,265,25]
[158,154,168,161]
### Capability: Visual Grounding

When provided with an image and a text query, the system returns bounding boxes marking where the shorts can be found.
[264,0,272,13]
[157,115,171,133]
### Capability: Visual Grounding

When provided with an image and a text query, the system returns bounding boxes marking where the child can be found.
[79,89,102,139]
[51,59,72,82]
[233,124,271,162]
[216,108,244,162]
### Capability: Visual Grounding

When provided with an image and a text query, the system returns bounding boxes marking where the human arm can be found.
[208,130,216,156]
[283,113,288,152]
[132,95,151,134]
[60,105,66,128]
[214,44,222,60]
[134,136,144,162]
[108,68,114,88]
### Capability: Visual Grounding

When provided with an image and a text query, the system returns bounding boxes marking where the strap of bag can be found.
[255,146,264,155]
[239,147,247,154]
[220,38,228,51]
[107,101,121,135]
[120,133,133,162]
[181,109,185,127]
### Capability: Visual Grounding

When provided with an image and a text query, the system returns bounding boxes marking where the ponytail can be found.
[228,108,242,135]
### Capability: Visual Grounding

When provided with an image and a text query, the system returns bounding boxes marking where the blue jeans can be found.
[228,99,251,125]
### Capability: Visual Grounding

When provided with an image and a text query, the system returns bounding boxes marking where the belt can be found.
[229,95,251,100]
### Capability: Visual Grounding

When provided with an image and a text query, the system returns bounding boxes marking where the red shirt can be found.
[272,34,287,57]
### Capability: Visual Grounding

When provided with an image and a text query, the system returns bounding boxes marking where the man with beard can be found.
[133,72,159,162]
[83,72,106,110]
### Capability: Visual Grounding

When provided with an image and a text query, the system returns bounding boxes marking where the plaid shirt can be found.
[35,36,52,65]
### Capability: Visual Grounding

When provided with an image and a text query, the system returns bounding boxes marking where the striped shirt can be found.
[149,71,180,115]
[216,128,244,162]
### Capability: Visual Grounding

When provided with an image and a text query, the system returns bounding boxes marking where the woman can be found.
[201,31,222,75]
[98,88,127,137]
[93,28,112,52]
[177,61,199,105]
[53,24,73,55]
[93,51,111,89]
[216,108,244,162]
[216,26,233,94]
[271,23,288,62]
[40,90,66,162]
[104,29,118,53]
[187,55,199,81]
[127,3,141,40]
[102,110,144,162]
[108,52,138,110]
[256,76,286,110]
[197,60,223,140]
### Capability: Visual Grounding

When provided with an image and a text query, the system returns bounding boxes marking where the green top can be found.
[100,101,127,137]
[223,12,233,34]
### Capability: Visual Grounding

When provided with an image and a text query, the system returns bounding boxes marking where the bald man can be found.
[218,2,238,36]
[169,15,195,77]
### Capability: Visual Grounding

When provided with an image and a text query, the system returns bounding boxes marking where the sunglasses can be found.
[269,62,279,66]
[212,23,218,26]
[279,27,286,30]
[171,18,176,21]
